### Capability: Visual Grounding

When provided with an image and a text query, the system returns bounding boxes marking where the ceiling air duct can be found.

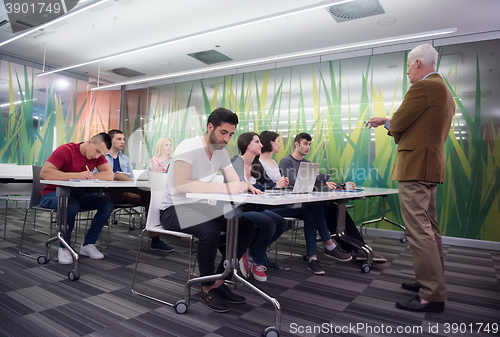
[326,0,385,23]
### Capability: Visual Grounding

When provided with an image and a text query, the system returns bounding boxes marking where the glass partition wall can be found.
[0,59,120,166]
[123,39,500,242]
[2,38,497,241]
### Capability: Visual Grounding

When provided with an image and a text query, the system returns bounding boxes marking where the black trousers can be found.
[160,203,255,287]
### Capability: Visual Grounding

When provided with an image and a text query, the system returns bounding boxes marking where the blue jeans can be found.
[271,204,331,256]
[40,191,114,247]
[243,210,287,265]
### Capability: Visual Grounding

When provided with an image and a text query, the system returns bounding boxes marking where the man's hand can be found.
[226,181,248,194]
[77,171,94,180]
[365,117,389,128]
[114,173,133,181]
[326,181,338,190]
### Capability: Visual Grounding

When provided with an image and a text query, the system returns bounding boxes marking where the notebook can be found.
[290,162,320,194]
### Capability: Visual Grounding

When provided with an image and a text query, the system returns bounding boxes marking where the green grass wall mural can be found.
[0,61,117,166]
[124,40,498,242]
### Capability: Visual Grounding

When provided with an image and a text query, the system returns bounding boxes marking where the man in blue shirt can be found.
[106,129,173,252]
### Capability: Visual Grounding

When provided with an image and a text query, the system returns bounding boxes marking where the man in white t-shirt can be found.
[160,107,259,313]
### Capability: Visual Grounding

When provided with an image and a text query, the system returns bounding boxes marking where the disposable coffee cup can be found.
[345,182,354,191]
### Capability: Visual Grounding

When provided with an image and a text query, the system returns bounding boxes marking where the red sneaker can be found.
[239,252,252,278]
[252,264,267,282]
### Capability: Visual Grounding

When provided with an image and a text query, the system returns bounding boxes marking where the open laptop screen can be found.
[292,162,320,194]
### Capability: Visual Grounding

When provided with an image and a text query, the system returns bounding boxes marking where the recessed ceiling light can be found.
[158,61,170,66]
[377,17,396,25]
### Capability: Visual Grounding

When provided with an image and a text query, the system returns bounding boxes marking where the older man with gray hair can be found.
[367,44,455,312]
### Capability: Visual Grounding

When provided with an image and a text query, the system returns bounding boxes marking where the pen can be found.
[86,165,90,172]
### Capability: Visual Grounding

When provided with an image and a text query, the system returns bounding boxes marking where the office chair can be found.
[131,171,197,306]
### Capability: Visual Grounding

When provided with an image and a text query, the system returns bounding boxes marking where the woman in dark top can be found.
[231,132,287,282]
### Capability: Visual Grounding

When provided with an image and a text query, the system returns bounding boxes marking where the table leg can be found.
[176,203,282,336]
[359,195,407,243]
[336,200,374,273]
[38,187,80,280]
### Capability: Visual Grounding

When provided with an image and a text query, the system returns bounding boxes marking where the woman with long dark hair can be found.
[258,131,354,275]
[231,132,287,282]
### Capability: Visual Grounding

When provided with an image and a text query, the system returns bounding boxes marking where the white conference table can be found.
[0,173,33,182]
[39,180,149,280]
[182,187,399,337]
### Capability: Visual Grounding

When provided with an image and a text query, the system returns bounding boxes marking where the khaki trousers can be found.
[398,181,447,302]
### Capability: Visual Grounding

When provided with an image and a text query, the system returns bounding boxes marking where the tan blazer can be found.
[389,74,455,183]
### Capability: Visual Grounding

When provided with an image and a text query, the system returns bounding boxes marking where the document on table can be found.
[68,179,116,183]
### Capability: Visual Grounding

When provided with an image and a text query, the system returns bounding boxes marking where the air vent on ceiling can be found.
[188,49,233,65]
[22,28,54,39]
[13,20,35,29]
[109,67,146,78]
[326,0,385,23]
[0,20,9,27]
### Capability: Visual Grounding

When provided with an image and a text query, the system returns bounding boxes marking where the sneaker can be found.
[324,246,352,262]
[354,250,387,264]
[150,240,175,252]
[252,264,268,282]
[239,252,252,278]
[79,244,104,259]
[217,284,246,304]
[199,288,229,313]
[307,259,325,275]
[58,247,73,265]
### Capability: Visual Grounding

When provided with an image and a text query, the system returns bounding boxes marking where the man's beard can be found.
[209,131,226,150]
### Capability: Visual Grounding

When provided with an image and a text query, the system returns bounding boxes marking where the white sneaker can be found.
[79,244,104,259]
[58,247,73,264]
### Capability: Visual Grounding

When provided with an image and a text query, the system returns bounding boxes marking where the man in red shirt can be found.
[40,133,115,264]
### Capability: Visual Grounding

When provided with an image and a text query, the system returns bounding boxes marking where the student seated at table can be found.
[159,107,257,313]
[257,130,352,275]
[104,129,173,252]
[39,133,115,264]
[278,132,386,264]
[230,132,288,282]
[150,137,173,173]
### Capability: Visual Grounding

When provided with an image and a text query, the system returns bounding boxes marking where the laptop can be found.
[290,162,320,194]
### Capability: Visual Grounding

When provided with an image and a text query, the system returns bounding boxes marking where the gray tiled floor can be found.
[0,208,499,337]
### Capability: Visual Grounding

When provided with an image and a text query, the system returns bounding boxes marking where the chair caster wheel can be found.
[361,262,372,273]
[68,270,79,281]
[112,220,118,225]
[262,326,279,337]
[129,224,135,231]
[400,237,408,243]
[174,300,188,314]
[37,256,48,264]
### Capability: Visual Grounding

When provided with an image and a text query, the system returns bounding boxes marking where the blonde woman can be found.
[150,138,173,173]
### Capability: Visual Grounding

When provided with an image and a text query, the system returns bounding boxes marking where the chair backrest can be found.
[133,169,148,181]
[30,166,45,207]
[146,171,167,230]
[0,163,32,179]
